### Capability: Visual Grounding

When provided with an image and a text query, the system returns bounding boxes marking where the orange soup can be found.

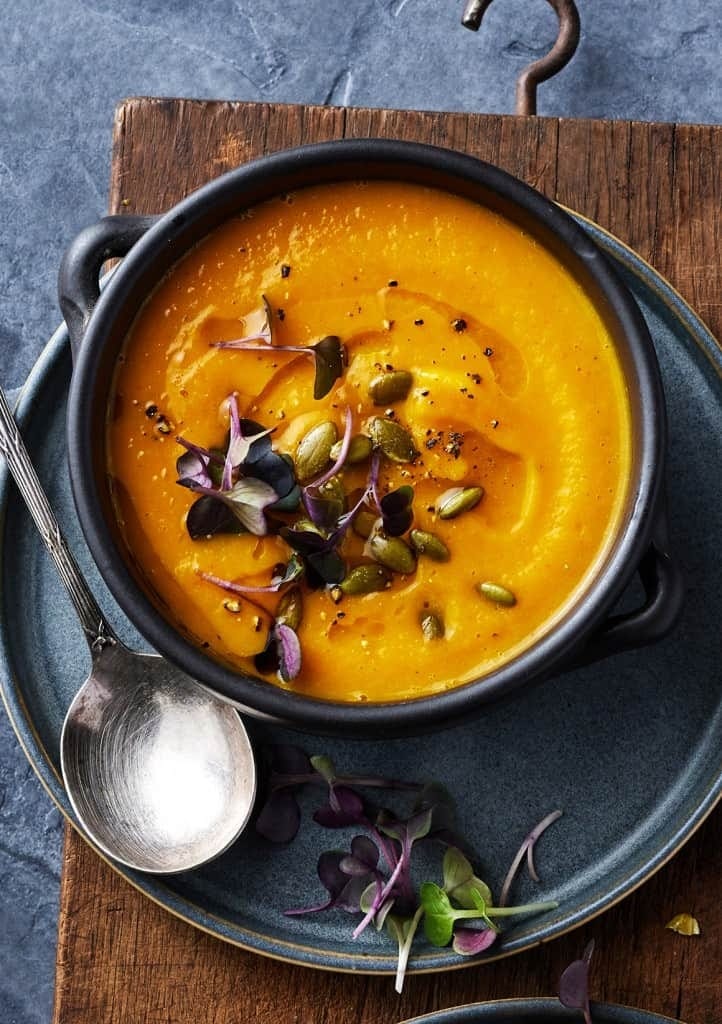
[107,180,631,703]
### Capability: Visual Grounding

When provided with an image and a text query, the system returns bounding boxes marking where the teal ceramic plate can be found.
[400,998,682,1023]
[1,219,721,975]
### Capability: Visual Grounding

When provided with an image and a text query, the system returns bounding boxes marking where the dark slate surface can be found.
[0,1,719,1021]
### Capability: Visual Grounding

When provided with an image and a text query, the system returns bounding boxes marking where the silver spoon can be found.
[0,384,257,873]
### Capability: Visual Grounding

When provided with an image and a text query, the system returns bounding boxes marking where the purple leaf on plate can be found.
[255,788,301,843]
[559,939,595,1024]
[313,785,365,828]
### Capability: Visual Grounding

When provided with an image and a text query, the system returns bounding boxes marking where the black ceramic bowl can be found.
[60,139,683,737]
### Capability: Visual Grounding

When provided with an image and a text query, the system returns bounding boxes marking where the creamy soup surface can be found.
[108,180,631,703]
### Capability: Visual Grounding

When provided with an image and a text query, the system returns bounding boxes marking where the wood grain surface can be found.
[53,99,722,1024]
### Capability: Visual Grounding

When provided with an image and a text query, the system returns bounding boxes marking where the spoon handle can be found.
[0,385,116,649]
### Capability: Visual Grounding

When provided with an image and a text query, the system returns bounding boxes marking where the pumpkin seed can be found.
[275,585,303,631]
[410,529,450,562]
[223,599,242,614]
[330,433,373,465]
[329,586,344,604]
[478,581,517,607]
[368,417,419,463]
[352,507,380,539]
[294,517,324,535]
[368,531,417,575]
[437,485,484,520]
[420,611,445,640]
[295,420,338,482]
[368,370,413,406]
[340,564,392,595]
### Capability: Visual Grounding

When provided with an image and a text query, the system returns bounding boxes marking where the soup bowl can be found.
[60,139,683,737]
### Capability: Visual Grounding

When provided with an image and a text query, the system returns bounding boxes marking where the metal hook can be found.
[462,0,580,116]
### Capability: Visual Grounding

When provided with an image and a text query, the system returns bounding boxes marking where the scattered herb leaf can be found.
[559,939,595,1024]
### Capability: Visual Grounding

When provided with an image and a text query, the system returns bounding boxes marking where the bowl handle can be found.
[574,503,684,667]
[58,215,159,359]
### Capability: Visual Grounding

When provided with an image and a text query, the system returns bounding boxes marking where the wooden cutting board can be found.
[52,99,722,1024]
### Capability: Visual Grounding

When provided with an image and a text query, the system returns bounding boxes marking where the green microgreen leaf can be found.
[310,755,337,785]
[442,848,493,909]
[420,882,456,947]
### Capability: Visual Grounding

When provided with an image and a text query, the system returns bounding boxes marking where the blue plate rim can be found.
[0,214,720,975]
[398,997,683,1024]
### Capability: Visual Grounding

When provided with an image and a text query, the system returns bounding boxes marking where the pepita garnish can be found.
[478,581,517,607]
[368,531,417,575]
[368,417,419,463]
[295,420,338,482]
[419,611,445,640]
[340,564,392,595]
[368,369,413,406]
[352,507,380,539]
[330,433,373,464]
[276,585,303,631]
[410,529,450,562]
[223,599,242,614]
[436,485,484,520]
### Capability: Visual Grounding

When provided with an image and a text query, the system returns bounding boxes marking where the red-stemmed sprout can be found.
[498,808,563,907]
[211,297,344,400]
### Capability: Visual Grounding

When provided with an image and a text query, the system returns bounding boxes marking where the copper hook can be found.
[461,0,580,116]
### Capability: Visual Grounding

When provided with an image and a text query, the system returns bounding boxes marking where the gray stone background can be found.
[0,1,719,1020]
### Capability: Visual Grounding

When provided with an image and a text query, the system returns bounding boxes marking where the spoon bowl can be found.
[0,384,257,873]
[61,644,256,873]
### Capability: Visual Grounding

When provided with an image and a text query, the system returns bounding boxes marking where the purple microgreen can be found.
[183,477,279,535]
[270,483,302,512]
[252,620,302,682]
[176,444,214,490]
[198,553,304,596]
[313,784,365,828]
[186,495,246,539]
[311,406,353,487]
[302,483,345,532]
[386,908,424,994]
[352,854,405,940]
[559,939,595,1024]
[212,295,274,350]
[340,835,380,875]
[452,926,497,956]
[254,745,312,843]
[251,450,297,500]
[280,526,347,585]
[211,300,344,401]
[499,808,562,907]
[275,622,301,682]
[379,484,414,537]
[222,395,275,490]
[222,477,279,534]
[255,789,301,843]
[286,850,374,917]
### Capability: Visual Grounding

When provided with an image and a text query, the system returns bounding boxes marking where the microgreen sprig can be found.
[211,296,345,399]
[559,939,596,1024]
[255,745,561,994]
